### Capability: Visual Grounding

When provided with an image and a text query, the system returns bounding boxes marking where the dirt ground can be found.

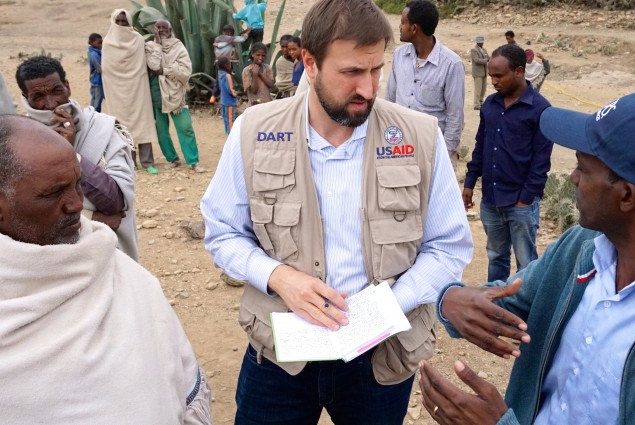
[1,1,634,423]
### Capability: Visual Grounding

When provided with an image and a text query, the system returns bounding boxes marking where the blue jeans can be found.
[235,344,414,425]
[480,199,540,282]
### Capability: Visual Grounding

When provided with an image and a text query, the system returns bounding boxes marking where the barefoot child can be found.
[217,57,237,134]
[242,42,274,106]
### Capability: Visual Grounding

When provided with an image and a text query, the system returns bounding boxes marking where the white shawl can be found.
[21,98,140,262]
[102,9,158,145]
[145,37,192,114]
[0,218,211,424]
[525,60,545,86]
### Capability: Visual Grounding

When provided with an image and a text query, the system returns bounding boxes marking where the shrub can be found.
[542,173,579,232]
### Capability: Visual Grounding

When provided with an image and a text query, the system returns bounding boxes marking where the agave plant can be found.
[128,0,289,101]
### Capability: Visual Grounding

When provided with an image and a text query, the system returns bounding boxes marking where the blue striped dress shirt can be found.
[201,93,473,313]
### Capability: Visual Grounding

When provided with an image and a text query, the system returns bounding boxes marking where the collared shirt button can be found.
[327,192,333,197]
[561,402,567,411]
[585,336,593,345]
[494,147,498,151]
[501,111,505,115]
[497,128,501,132]
[604,300,611,308]
[573,367,580,375]
[314,261,320,267]
[493,182,497,186]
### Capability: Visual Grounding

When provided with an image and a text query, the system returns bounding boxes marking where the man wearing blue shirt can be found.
[418,93,635,425]
[463,43,552,282]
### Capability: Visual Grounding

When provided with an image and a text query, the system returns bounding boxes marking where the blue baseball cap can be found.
[539,93,635,184]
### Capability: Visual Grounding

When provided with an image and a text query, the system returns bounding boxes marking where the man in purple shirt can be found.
[463,44,552,282]
[16,56,139,260]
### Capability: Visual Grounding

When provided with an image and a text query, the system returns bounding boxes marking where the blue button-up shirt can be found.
[464,83,552,207]
[534,234,635,425]
[385,40,465,153]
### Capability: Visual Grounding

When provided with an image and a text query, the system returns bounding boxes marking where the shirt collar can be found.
[492,81,537,107]
[593,234,617,273]
[401,37,441,67]
[592,234,635,296]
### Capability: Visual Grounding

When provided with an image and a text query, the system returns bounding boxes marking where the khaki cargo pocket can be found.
[369,215,422,279]
[250,199,301,261]
[253,149,296,192]
[376,164,421,211]
[372,304,437,385]
[272,202,301,261]
[250,198,275,256]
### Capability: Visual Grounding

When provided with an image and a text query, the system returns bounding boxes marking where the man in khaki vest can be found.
[201,0,472,423]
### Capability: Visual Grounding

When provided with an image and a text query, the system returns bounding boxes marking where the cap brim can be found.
[539,106,596,156]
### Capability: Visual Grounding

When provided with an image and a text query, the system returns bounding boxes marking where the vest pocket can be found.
[272,202,301,260]
[250,198,275,256]
[376,165,421,211]
[253,149,296,192]
[250,198,301,261]
[369,214,422,279]
[372,303,436,385]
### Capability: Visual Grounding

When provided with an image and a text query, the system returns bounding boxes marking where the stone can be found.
[206,282,219,291]
[407,406,421,420]
[174,187,185,192]
[180,220,206,239]
[176,196,185,201]
[178,291,190,299]
[191,267,201,273]
[221,271,246,287]
[141,220,158,229]
[143,209,159,218]
[148,239,156,245]
[169,299,176,306]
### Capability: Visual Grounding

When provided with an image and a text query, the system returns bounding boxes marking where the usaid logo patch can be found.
[596,99,618,121]
[384,126,403,145]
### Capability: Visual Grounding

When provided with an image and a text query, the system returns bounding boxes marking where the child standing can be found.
[88,33,103,112]
[217,57,237,135]
[274,34,294,98]
[210,25,250,104]
[288,36,304,92]
[242,42,274,106]
[232,0,267,51]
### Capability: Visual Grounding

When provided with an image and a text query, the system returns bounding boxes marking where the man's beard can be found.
[314,73,375,128]
[7,205,81,246]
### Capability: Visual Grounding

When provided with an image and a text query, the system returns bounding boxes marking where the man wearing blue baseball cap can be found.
[415,94,635,425]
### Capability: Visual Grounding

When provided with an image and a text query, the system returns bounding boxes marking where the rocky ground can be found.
[1,0,634,423]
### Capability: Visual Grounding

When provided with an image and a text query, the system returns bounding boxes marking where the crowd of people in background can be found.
[1,0,634,424]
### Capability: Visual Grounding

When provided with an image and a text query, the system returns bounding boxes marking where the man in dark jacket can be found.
[419,93,635,425]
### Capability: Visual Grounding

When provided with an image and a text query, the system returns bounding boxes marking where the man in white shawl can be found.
[103,9,160,174]
[524,49,551,93]
[145,19,206,173]
[16,56,140,261]
[0,114,212,424]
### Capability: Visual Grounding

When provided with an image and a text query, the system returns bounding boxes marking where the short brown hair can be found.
[302,0,393,68]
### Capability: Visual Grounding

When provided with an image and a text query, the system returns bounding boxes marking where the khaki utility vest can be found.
[239,94,438,384]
